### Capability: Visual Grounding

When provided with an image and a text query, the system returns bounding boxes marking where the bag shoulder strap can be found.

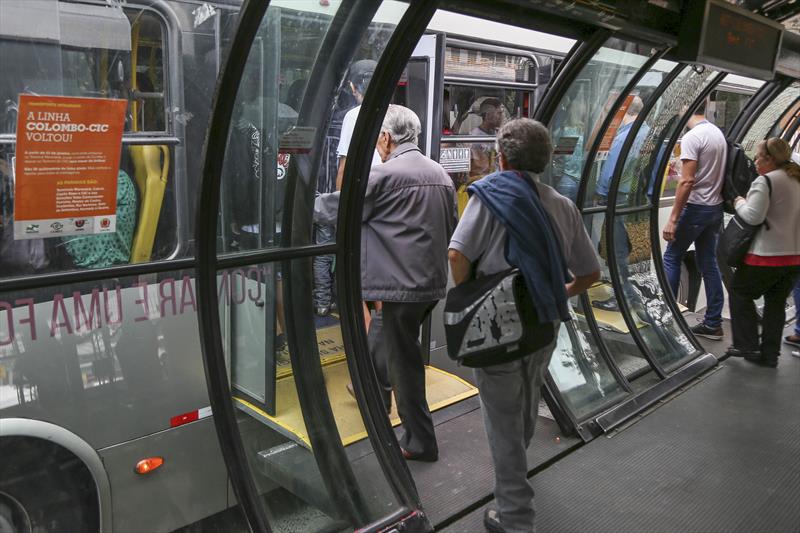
[762,175,772,231]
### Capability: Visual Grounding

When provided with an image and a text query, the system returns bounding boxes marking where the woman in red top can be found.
[726,137,800,367]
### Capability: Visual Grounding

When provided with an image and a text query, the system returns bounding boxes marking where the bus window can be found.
[445,87,532,135]
[0,2,176,279]
[127,9,167,133]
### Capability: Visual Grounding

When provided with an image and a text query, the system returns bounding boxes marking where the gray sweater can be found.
[734,168,800,257]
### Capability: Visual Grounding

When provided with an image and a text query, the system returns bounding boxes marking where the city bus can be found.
[0,1,767,532]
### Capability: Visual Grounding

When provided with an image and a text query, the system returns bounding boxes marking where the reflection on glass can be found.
[612,212,697,371]
[583,212,651,378]
[615,67,718,210]
[742,83,800,158]
[0,270,251,531]
[217,1,411,530]
[444,45,536,83]
[548,304,627,420]
[221,260,400,531]
[545,37,657,204]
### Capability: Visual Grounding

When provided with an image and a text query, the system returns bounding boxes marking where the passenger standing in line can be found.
[448,119,600,533]
[725,138,800,367]
[662,100,727,340]
[313,60,382,317]
[316,105,456,461]
[334,59,382,191]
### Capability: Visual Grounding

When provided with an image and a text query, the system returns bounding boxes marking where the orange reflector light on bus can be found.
[135,457,164,475]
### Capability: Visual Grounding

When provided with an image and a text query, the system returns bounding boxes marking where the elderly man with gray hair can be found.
[316,104,456,461]
[449,118,600,533]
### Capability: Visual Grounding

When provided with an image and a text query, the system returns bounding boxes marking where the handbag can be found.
[443,267,555,368]
[717,175,771,268]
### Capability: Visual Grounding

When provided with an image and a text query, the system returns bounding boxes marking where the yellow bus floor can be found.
[237,360,478,448]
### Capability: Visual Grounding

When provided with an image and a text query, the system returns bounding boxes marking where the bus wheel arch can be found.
[0,419,112,533]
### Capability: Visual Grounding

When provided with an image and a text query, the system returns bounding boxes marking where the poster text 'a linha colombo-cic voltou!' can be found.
[13,94,127,240]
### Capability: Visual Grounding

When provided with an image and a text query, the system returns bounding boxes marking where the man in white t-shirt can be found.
[662,100,727,340]
[335,59,382,191]
[314,60,381,317]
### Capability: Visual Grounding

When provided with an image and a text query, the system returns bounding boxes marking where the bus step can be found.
[257,441,335,517]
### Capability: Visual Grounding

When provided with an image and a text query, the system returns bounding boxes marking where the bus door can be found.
[224,10,281,416]
[422,38,542,382]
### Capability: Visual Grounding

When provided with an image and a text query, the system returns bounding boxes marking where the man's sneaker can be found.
[315,305,330,317]
[483,508,506,533]
[690,322,724,340]
[784,334,800,349]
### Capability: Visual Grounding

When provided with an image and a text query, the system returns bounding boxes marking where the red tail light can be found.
[135,457,164,475]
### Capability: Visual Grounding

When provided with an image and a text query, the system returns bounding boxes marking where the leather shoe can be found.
[400,447,438,462]
[744,353,778,368]
[724,347,759,358]
[592,296,619,312]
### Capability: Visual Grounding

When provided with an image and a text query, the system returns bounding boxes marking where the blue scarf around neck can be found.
[468,170,572,323]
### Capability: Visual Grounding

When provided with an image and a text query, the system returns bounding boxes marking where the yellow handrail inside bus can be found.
[127,17,169,263]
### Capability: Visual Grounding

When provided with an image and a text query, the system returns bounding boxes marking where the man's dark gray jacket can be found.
[314,142,456,302]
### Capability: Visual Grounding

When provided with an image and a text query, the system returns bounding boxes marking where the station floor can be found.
[438,316,800,533]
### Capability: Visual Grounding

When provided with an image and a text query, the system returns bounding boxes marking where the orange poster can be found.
[597,95,634,154]
[14,95,127,240]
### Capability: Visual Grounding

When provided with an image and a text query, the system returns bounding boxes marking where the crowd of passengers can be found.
[314,62,800,531]
[2,58,799,533]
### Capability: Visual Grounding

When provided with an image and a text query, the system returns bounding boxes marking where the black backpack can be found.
[722,140,758,214]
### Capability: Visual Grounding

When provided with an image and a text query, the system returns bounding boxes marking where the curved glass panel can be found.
[609,67,719,372]
[219,3,406,254]
[742,83,800,158]
[219,259,399,530]
[581,61,677,380]
[217,2,408,531]
[540,37,659,407]
[584,59,678,208]
[548,308,627,420]
[617,67,719,210]
[610,211,697,371]
[544,37,657,204]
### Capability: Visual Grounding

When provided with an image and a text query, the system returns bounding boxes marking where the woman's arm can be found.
[735,176,770,225]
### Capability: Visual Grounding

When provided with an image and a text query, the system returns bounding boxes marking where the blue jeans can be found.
[793,281,800,336]
[663,203,724,328]
[312,223,335,308]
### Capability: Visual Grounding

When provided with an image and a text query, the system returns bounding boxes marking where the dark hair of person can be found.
[496,118,552,173]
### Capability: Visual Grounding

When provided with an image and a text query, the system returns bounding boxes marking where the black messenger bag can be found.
[443,268,556,368]
[717,176,772,268]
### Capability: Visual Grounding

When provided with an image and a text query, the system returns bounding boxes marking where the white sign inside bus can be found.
[439,147,471,173]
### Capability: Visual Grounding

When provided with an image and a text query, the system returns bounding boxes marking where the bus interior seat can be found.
[128,144,169,263]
